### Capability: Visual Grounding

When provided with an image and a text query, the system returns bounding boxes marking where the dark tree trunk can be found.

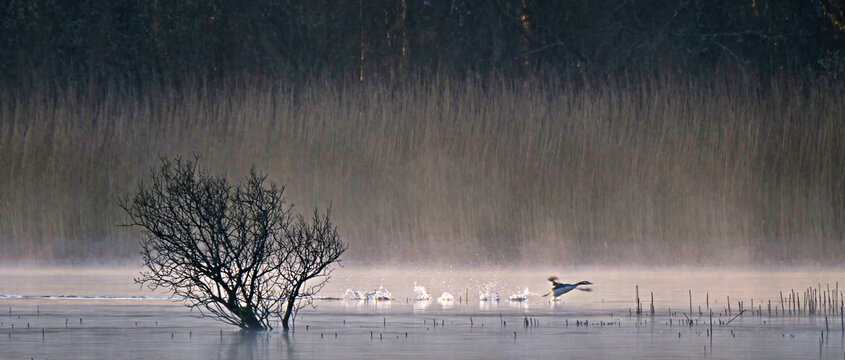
[226,295,265,331]
[281,283,302,331]
[237,308,264,331]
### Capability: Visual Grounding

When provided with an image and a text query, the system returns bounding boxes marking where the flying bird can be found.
[543,277,593,299]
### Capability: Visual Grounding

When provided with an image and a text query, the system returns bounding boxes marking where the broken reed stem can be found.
[635,285,641,315]
[792,289,796,314]
[709,310,713,346]
[650,292,654,316]
[724,309,747,325]
[689,290,693,316]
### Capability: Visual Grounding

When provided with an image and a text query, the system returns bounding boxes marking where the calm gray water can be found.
[1,267,844,359]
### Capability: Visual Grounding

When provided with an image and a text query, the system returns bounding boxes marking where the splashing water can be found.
[342,288,364,300]
[477,280,500,302]
[364,286,392,301]
[508,288,531,302]
[342,286,392,301]
[413,284,432,301]
[479,293,501,302]
[437,292,454,302]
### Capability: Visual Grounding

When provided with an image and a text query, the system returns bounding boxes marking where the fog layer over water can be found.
[1,76,844,264]
[2,267,843,310]
[2,267,845,359]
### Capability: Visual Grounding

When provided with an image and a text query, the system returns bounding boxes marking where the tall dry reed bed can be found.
[0,75,843,265]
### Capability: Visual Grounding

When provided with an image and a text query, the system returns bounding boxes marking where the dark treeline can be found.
[2,0,845,84]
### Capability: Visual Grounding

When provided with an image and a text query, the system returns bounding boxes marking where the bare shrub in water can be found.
[120,156,346,331]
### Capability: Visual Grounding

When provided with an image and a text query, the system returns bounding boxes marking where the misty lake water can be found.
[1,267,844,359]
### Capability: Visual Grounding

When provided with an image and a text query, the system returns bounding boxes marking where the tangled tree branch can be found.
[120,156,345,331]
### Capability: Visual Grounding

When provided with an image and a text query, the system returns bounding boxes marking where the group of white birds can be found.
[344,276,593,302]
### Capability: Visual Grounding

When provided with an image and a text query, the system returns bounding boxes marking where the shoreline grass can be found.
[1,74,843,265]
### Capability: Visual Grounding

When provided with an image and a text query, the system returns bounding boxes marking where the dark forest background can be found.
[2,1,845,265]
[2,0,845,84]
